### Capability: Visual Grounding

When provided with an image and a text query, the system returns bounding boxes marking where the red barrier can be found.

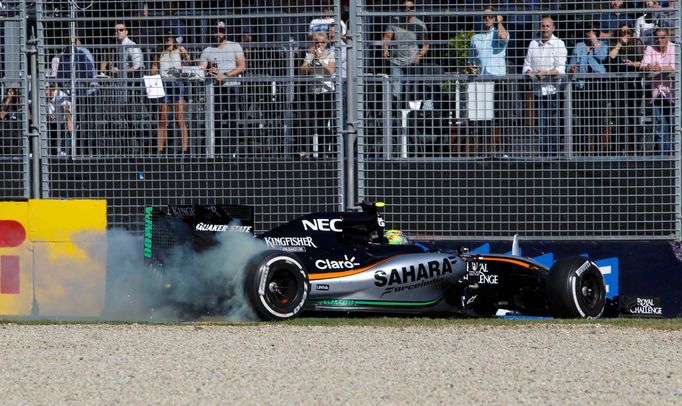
[0,220,25,295]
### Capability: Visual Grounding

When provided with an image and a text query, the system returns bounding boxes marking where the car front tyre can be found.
[546,256,606,318]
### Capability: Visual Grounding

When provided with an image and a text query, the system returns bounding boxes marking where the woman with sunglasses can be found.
[150,32,190,154]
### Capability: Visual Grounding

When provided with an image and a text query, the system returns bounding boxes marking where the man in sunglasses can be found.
[199,21,247,156]
[382,0,430,104]
[101,22,143,79]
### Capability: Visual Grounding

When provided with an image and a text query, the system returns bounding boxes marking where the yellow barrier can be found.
[0,200,107,317]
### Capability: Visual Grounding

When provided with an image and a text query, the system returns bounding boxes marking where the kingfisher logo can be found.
[0,220,25,294]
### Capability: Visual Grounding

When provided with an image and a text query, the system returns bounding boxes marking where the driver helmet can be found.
[385,229,409,245]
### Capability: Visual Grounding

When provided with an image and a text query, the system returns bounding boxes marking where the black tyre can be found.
[546,256,606,318]
[244,251,309,320]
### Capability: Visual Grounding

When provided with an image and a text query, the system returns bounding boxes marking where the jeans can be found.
[653,98,674,155]
[390,63,419,102]
[537,93,560,155]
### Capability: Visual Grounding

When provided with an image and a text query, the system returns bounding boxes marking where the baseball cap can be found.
[216,21,226,32]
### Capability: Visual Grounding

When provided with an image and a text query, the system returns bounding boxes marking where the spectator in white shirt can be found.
[522,16,567,156]
[100,22,144,79]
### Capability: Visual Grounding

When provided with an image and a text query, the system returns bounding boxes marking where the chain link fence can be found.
[0,1,29,198]
[355,0,681,239]
[1,0,680,239]
[35,0,345,232]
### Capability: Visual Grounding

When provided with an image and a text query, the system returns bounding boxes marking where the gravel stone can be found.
[1,323,681,405]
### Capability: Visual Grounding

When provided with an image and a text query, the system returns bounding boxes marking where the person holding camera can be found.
[467,6,509,157]
[299,31,337,158]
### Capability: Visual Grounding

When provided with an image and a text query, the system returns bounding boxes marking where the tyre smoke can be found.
[88,229,267,322]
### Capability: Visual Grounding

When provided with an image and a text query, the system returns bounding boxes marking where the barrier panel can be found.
[432,239,682,317]
[0,200,107,317]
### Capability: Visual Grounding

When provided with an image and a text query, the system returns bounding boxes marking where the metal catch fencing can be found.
[355,1,681,239]
[0,2,29,198]
[35,0,346,232]
[0,0,680,240]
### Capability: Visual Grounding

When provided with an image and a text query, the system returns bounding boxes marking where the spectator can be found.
[46,82,71,156]
[98,21,147,155]
[150,31,190,154]
[522,16,567,156]
[599,1,631,39]
[50,35,97,157]
[568,23,608,154]
[467,6,509,156]
[56,36,97,96]
[329,23,347,124]
[100,22,144,79]
[658,0,678,35]
[299,31,336,158]
[0,85,21,156]
[608,22,645,153]
[635,1,663,46]
[199,21,247,156]
[382,0,430,104]
[631,27,676,154]
[308,5,348,41]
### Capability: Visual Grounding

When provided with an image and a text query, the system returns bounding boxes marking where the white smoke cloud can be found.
[94,229,267,322]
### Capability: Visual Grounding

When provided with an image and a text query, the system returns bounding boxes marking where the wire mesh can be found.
[1,0,680,240]
[355,0,680,239]
[0,1,29,199]
[35,0,346,232]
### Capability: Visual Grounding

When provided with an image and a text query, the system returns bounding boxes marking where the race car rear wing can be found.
[143,203,254,265]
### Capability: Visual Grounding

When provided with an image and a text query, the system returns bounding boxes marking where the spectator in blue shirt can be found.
[467,7,509,76]
[466,6,509,156]
[56,37,96,97]
[568,23,609,154]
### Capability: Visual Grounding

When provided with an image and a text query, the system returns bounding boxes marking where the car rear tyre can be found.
[244,251,309,321]
[547,256,606,318]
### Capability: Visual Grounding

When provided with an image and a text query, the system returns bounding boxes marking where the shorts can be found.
[161,79,187,104]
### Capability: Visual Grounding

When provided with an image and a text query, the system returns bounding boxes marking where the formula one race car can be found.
[143,203,607,320]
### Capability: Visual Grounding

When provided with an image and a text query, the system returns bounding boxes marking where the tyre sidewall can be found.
[246,251,309,320]
[547,257,606,318]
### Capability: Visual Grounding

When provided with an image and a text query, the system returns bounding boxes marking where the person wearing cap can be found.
[308,5,348,41]
[151,31,190,154]
[199,21,247,156]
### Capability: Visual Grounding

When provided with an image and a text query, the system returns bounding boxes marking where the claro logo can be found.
[0,220,26,294]
[302,218,342,232]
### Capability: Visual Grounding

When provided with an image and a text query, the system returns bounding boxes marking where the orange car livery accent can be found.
[477,256,532,269]
[308,256,399,281]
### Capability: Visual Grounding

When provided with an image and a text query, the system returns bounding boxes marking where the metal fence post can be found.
[28,35,41,199]
[346,0,357,210]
